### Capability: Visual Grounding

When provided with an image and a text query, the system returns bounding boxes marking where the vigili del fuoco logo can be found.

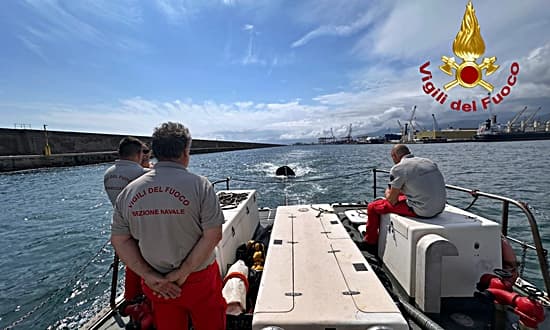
[419,1,519,112]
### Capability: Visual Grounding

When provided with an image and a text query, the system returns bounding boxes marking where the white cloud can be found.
[17,0,149,58]
[242,24,259,65]
[4,0,550,143]
[21,0,104,45]
[153,0,194,24]
[222,0,265,7]
[291,0,384,26]
[353,0,550,62]
[235,101,254,109]
[520,44,550,87]
[79,0,143,26]
[291,7,382,48]
[309,39,550,134]
[18,35,48,62]
[3,38,548,143]
[240,24,287,68]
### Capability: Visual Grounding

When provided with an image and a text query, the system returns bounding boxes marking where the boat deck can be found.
[84,202,549,330]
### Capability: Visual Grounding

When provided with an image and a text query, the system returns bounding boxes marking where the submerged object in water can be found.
[275,165,295,176]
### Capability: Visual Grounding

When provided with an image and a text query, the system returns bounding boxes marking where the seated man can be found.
[362,144,446,250]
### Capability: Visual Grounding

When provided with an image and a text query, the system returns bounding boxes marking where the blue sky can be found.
[1,0,549,143]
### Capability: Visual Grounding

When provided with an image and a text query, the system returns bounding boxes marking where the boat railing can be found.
[372,168,550,294]
[212,177,231,190]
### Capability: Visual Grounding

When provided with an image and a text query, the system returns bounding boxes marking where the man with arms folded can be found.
[361,144,446,252]
[111,122,226,330]
[104,136,150,301]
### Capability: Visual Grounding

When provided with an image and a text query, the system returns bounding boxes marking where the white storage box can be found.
[378,204,502,298]
[215,190,260,276]
[253,204,408,330]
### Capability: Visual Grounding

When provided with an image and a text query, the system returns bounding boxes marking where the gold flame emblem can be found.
[440,1,499,91]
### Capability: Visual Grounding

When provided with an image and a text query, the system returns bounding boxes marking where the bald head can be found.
[391,144,410,164]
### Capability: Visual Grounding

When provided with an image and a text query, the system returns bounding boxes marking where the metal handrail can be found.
[109,254,120,309]
[373,168,550,294]
[212,177,231,190]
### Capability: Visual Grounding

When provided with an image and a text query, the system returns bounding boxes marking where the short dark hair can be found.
[118,137,144,158]
[392,144,411,158]
[152,122,192,160]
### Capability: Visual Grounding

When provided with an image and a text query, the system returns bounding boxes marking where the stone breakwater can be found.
[0,128,282,172]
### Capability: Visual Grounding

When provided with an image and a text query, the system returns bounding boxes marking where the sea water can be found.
[1,141,549,329]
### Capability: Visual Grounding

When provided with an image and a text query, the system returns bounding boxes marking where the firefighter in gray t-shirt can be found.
[362,144,446,249]
[111,122,226,330]
[103,136,150,302]
[104,137,150,206]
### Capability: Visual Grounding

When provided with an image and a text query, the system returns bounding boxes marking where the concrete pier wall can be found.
[0,128,278,156]
[0,152,118,172]
[0,128,281,172]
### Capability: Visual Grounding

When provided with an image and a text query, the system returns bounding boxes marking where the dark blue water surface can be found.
[1,141,549,329]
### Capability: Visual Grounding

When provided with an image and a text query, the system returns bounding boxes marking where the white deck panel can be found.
[253,204,407,330]
[317,209,353,239]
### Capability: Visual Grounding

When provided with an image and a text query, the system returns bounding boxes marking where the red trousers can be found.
[364,196,416,244]
[142,262,227,330]
[124,266,143,301]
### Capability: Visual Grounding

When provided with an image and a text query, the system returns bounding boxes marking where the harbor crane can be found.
[432,113,440,138]
[523,107,541,131]
[317,128,337,144]
[506,106,528,132]
[403,105,416,143]
[414,120,425,132]
[408,105,417,130]
[525,107,540,124]
[342,124,353,143]
[432,113,440,131]
[397,120,404,138]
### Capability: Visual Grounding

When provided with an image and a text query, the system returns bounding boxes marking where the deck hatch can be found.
[353,263,368,272]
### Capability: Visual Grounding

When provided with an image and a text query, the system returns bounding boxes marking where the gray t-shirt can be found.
[389,154,446,217]
[111,161,224,274]
[104,160,149,206]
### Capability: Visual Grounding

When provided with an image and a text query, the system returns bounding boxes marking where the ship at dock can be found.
[475,106,550,142]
